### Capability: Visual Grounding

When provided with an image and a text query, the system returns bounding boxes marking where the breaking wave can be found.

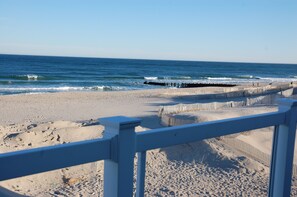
[0,85,128,93]
[206,77,232,80]
[237,75,254,79]
[144,76,191,80]
[144,77,158,80]
[12,74,41,80]
[26,75,39,80]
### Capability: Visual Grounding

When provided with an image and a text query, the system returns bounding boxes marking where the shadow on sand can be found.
[0,186,28,197]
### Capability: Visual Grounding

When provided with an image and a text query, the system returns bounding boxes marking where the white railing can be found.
[0,99,296,197]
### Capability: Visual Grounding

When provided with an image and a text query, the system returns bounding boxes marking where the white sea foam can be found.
[24,92,47,95]
[206,77,232,80]
[88,86,126,91]
[176,76,191,79]
[144,77,158,80]
[149,76,297,86]
[0,87,85,91]
[24,74,39,80]
[89,86,105,90]
[255,77,297,82]
[0,85,128,93]
[157,76,192,80]
[238,75,254,79]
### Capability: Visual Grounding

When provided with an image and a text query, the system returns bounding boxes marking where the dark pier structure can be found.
[144,80,237,88]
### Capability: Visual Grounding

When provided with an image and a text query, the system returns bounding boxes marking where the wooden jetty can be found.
[144,80,237,88]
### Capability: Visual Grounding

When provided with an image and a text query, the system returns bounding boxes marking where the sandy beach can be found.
[0,83,297,196]
[1,0,297,195]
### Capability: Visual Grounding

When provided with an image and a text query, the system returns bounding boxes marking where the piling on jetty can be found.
[144,80,237,88]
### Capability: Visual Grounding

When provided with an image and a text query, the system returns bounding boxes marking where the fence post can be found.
[269,99,297,197]
[100,116,141,197]
[136,151,147,197]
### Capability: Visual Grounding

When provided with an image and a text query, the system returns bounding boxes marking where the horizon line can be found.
[0,53,296,65]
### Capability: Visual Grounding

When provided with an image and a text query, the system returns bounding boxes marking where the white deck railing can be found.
[0,99,296,197]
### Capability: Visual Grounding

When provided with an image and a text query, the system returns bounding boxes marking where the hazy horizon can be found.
[1,53,297,65]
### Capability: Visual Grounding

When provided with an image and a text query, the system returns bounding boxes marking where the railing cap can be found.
[99,116,141,130]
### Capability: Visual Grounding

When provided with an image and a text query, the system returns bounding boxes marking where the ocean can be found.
[0,54,296,95]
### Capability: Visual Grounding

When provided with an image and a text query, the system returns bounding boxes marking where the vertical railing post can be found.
[269,99,297,197]
[100,116,141,197]
[136,151,147,197]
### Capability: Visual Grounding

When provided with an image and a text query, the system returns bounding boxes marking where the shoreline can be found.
[0,82,296,125]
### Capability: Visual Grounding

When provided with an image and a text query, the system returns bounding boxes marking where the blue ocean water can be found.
[0,54,296,95]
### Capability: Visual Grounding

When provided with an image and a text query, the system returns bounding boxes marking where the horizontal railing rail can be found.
[0,137,111,181]
[136,111,286,152]
[0,98,296,197]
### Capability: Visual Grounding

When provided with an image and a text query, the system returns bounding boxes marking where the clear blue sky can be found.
[0,0,296,63]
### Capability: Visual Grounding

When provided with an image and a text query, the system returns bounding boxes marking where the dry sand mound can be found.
[0,120,105,196]
[144,140,269,196]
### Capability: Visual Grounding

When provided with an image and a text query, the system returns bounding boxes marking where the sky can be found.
[0,0,296,64]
